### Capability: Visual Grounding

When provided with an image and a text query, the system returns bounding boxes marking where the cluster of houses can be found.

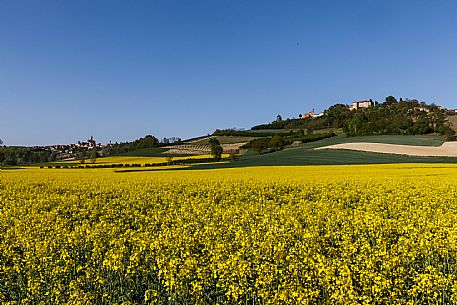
[32,136,110,155]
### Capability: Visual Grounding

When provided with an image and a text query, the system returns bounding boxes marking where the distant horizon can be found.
[2,0,457,146]
[0,94,451,146]
[3,95,448,147]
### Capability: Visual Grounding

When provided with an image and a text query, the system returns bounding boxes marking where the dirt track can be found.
[316,142,457,157]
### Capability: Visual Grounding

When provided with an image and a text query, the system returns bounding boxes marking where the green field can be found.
[103,134,453,169]
[311,127,344,135]
[186,134,455,169]
[329,134,445,146]
[96,135,457,172]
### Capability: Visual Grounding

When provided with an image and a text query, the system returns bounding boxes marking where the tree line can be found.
[0,146,57,166]
[103,135,185,155]
[242,132,335,154]
[250,96,455,140]
[341,97,454,138]
[213,129,295,137]
[251,118,330,131]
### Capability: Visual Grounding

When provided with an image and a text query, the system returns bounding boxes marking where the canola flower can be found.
[2,164,457,304]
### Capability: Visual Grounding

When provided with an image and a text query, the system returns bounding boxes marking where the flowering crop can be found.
[2,164,457,304]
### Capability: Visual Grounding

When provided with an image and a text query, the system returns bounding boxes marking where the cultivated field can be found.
[51,154,225,167]
[317,141,457,157]
[2,165,457,304]
[84,154,217,165]
[163,144,211,155]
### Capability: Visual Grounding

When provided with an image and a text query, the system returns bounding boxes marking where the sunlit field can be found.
[2,164,457,304]
[54,153,225,166]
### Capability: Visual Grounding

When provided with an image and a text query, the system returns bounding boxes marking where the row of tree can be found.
[0,146,101,166]
[102,135,184,155]
[213,129,294,137]
[242,132,335,154]
[251,117,330,131]
[0,146,56,166]
[75,149,99,164]
[103,135,161,155]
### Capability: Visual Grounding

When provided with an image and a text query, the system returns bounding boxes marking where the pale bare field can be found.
[316,142,457,157]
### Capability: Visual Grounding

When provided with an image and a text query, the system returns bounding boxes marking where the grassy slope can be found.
[120,134,442,157]
[330,134,445,146]
[102,135,449,168]
[186,134,456,169]
[29,134,451,169]
[312,128,344,135]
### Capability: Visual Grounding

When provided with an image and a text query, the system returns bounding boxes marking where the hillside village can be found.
[32,136,105,155]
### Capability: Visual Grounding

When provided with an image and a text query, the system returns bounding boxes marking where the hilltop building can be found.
[76,136,100,149]
[301,108,323,119]
[349,100,374,110]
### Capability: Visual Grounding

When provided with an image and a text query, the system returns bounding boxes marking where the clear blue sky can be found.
[2,0,457,146]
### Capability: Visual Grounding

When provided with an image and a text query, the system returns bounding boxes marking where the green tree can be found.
[90,149,98,164]
[209,138,223,159]
[208,138,220,146]
[438,125,456,141]
[76,150,87,164]
[135,135,159,149]
[269,134,285,150]
[251,139,268,154]
[324,104,351,128]
[385,96,397,104]
[211,145,223,159]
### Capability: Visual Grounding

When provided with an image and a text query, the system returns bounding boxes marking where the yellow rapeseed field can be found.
[57,154,225,166]
[2,164,457,304]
